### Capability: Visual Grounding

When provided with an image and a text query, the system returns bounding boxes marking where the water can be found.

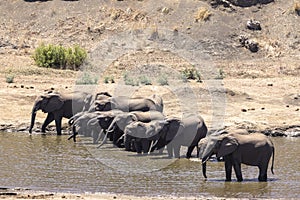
[0,132,299,198]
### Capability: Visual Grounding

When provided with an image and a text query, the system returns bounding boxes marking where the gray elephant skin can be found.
[96,110,165,149]
[87,110,124,145]
[29,91,93,135]
[94,94,163,112]
[127,115,208,158]
[199,131,275,182]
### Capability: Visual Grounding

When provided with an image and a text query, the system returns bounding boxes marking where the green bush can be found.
[75,72,98,85]
[216,69,225,79]
[181,67,202,82]
[157,74,169,86]
[5,74,15,83]
[139,75,152,85]
[33,43,87,70]
[123,73,139,86]
[104,76,115,84]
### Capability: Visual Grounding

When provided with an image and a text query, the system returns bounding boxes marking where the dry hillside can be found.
[0,0,299,136]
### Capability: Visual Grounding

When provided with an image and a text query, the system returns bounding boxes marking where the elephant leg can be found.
[134,140,142,154]
[42,113,54,133]
[224,155,233,181]
[186,145,196,159]
[173,145,181,158]
[141,139,150,154]
[124,134,133,151]
[54,116,63,135]
[166,143,173,158]
[92,130,99,144]
[158,146,164,155]
[258,165,268,182]
[233,161,243,182]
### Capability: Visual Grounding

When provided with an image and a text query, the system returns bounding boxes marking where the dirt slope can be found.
[0,0,299,136]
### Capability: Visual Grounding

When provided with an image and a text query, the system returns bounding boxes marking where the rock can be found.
[246,19,261,30]
[239,35,259,52]
[228,0,274,7]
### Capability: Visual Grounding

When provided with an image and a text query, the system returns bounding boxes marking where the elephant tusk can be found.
[97,129,107,148]
[106,126,115,133]
[116,133,125,144]
[150,140,159,152]
[148,140,154,154]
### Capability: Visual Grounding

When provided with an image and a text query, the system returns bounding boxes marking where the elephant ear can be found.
[82,94,93,111]
[217,135,238,158]
[43,94,64,113]
[165,118,183,142]
[146,120,167,140]
[200,136,219,163]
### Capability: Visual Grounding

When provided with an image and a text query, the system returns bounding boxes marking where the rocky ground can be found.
[0,0,299,199]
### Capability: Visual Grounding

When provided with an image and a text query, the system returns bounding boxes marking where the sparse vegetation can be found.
[33,43,87,70]
[216,69,226,79]
[75,72,98,85]
[5,74,15,83]
[181,67,202,82]
[123,73,139,86]
[194,7,211,22]
[157,74,169,86]
[104,76,115,84]
[139,75,152,85]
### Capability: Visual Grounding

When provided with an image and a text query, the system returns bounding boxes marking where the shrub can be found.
[157,74,169,86]
[104,76,115,84]
[5,74,15,83]
[216,69,225,79]
[75,72,98,85]
[123,73,139,86]
[195,7,211,22]
[139,75,152,85]
[181,67,202,82]
[33,43,87,70]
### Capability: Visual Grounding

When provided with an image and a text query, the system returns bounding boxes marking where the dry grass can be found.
[194,7,211,22]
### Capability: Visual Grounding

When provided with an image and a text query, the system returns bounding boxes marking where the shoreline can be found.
[1,122,300,137]
[0,188,275,200]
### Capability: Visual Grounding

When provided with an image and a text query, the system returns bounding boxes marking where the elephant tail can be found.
[271,146,275,175]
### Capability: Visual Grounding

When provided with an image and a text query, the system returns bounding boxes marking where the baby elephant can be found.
[199,131,275,182]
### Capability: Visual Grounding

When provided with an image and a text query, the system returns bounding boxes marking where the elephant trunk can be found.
[201,153,211,179]
[67,125,78,142]
[202,162,207,179]
[29,104,39,134]
[97,118,116,148]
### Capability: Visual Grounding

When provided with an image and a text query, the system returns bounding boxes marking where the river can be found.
[0,132,299,198]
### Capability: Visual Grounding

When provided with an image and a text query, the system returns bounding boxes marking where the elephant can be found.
[67,111,108,142]
[124,120,167,154]
[86,110,124,145]
[29,90,93,135]
[97,110,165,149]
[94,94,163,113]
[199,131,275,182]
[134,115,208,158]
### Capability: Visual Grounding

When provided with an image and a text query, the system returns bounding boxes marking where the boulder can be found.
[246,19,261,30]
[228,0,274,7]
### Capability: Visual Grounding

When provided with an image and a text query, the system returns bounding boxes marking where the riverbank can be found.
[0,188,280,200]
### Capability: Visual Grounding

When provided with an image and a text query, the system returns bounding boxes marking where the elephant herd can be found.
[29,90,275,182]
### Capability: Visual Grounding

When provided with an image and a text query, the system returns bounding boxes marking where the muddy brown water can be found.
[0,132,299,198]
